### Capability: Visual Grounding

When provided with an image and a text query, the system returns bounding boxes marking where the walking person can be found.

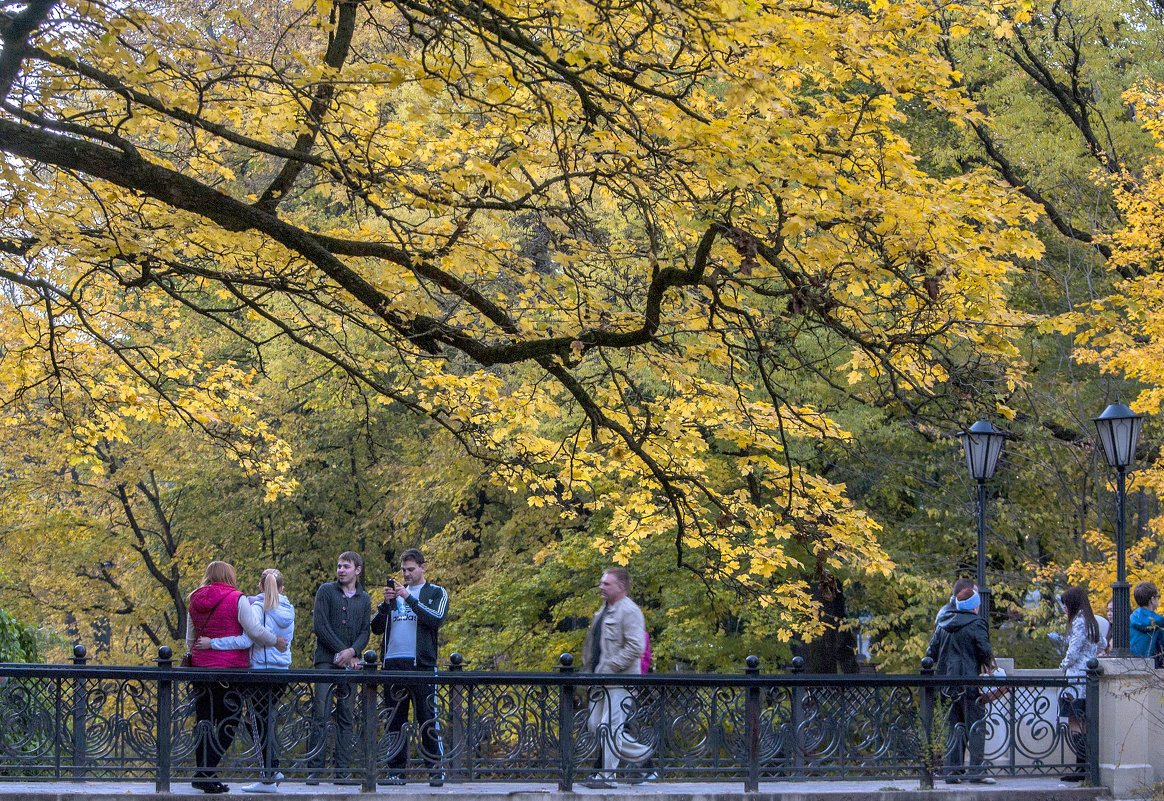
[185,561,281,794]
[1058,586,1101,783]
[308,551,371,784]
[581,567,652,788]
[370,548,449,786]
[197,569,294,793]
[925,578,995,785]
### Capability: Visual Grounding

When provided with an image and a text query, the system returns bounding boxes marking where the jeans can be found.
[944,691,986,776]
[308,666,356,775]
[382,657,443,773]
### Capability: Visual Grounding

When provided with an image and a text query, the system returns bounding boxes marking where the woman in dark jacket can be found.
[925,581,995,785]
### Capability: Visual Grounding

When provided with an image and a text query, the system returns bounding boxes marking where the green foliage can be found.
[0,608,41,663]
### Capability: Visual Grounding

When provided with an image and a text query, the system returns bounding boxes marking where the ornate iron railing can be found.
[0,647,1099,791]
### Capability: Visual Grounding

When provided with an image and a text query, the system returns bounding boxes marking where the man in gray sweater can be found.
[308,551,371,784]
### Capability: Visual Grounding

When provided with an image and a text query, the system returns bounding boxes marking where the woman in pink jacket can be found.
[185,561,282,794]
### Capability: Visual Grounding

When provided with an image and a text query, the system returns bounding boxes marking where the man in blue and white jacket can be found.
[370,548,449,786]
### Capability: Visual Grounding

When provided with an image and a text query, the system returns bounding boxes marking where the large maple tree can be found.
[0,0,1042,637]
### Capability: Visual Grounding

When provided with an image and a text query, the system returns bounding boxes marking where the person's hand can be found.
[396,585,410,601]
[276,636,288,652]
[383,585,397,603]
[346,655,363,669]
[333,647,355,665]
[194,637,212,650]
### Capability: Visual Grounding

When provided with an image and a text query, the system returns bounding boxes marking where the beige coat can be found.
[581,596,645,675]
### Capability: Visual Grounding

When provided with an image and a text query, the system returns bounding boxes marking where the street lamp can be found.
[1093,401,1143,657]
[958,419,1008,622]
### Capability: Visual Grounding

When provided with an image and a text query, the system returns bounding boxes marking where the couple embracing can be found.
[185,561,296,794]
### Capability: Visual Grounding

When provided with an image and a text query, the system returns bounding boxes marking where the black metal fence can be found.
[0,647,1099,791]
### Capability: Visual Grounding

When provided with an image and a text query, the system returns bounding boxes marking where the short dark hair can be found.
[952,578,975,597]
[604,567,631,592]
[400,548,425,565]
[338,551,363,570]
[1134,581,1159,608]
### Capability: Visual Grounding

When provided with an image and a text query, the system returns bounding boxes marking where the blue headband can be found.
[956,590,980,611]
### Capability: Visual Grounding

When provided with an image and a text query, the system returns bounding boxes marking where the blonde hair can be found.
[201,561,237,588]
[260,569,284,612]
[187,560,237,601]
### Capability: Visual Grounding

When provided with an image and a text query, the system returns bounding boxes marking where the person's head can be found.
[954,584,979,613]
[1107,599,1114,624]
[1134,581,1159,610]
[201,561,237,588]
[1061,586,1100,644]
[952,577,976,598]
[400,548,426,586]
[600,567,630,605]
[260,568,284,612]
[1061,586,1091,619]
[336,552,363,588]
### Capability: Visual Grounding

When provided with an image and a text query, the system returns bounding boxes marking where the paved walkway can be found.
[0,779,1111,801]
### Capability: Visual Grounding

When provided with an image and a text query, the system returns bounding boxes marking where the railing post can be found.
[744,655,761,792]
[448,653,464,782]
[71,644,87,781]
[1086,658,1102,787]
[155,646,173,792]
[361,650,379,793]
[557,653,575,791]
[919,656,935,790]
[790,656,804,774]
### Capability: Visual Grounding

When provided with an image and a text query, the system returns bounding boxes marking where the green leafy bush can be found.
[0,608,40,663]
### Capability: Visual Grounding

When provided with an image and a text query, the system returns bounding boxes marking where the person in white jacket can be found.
[198,569,295,793]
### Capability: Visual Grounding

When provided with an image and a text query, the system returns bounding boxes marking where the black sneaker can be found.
[378,774,406,786]
[192,780,229,794]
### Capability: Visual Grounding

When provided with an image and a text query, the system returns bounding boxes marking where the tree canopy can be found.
[0,0,1048,652]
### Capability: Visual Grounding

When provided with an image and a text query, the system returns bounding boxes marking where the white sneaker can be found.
[242,781,278,793]
[273,773,284,783]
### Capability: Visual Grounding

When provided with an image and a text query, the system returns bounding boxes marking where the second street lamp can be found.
[958,420,1008,623]
[1093,401,1143,657]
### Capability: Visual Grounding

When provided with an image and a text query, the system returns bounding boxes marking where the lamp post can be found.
[958,419,1008,622]
[1093,401,1143,657]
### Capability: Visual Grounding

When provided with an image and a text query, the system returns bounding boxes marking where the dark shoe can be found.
[429,774,445,787]
[582,780,616,789]
[378,774,406,786]
[944,778,960,785]
[1061,774,1086,783]
[966,777,996,784]
[305,780,320,786]
[192,781,229,794]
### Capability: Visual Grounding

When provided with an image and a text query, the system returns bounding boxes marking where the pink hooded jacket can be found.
[188,583,248,669]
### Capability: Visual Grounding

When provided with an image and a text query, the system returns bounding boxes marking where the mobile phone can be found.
[387,578,397,589]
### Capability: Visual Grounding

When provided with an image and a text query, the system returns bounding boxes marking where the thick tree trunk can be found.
[792,577,860,674]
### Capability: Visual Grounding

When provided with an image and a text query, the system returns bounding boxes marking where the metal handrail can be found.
[0,647,1096,792]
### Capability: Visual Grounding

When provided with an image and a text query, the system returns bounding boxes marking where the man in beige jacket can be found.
[581,567,651,788]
